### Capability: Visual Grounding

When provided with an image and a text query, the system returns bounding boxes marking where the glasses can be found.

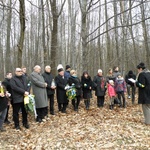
[16,71,22,72]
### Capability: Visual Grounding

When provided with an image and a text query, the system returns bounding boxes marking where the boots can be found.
[109,105,114,110]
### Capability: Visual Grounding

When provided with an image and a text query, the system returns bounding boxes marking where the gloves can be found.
[84,83,87,87]
[64,85,70,90]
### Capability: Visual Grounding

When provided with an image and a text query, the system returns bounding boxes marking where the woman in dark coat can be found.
[55,64,68,113]
[81,71,93,110]
[68,70,82,111]
[136,62,150,125]
[93,69,107,107]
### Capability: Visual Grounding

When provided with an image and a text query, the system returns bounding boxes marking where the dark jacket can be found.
[136,69,150,104]
[93,75,106,96]
[115,77,126,92]
[68,76,82,97]
[125,70,136,86]
[42,72,55,96]
[2,78,12,99]
[10,75,28,104]
[81,76,92,99]
[55,74,68,104]
[0,96,8,112]
[64,71,70,80]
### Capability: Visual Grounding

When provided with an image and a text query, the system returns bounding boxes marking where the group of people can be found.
[0,62,150,132]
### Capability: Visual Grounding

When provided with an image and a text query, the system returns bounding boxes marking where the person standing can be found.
[30,65,48,123]
[136,62,150,125]
[81,71,93,110]
[10,68,29,130]
[0,83,11,132]
[64,65,71,80]
[2,72,12,124]
[125,70,136,104]
[68,70,82,111]
[93,69,107,107]
[42,65,56,115]
[55,64,68,113]
[114,74,127,108]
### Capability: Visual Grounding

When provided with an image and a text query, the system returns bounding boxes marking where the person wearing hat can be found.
[136,62,150,125]
[64,65,71,80]
[93,69,107,107]
[55,64,68,113]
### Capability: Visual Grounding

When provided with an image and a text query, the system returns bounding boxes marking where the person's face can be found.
[6,73,12,79]
[36,67,41,73]
[22,68,26,74]
[45,67,51,73]
[59,71,64,76]
[15,69,23,76]
[109,69,113,74]
[137,68,142,73]
[115,67,119,71]
[84,73,88,78]
[98,72,102,76]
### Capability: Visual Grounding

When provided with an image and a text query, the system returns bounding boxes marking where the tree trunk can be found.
[17,0,25,67]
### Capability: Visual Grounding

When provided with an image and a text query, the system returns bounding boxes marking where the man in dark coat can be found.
[125,70,136,104]
[42,65,56,115]
[30,65,48,123]
[2,72,12,124]
[10,68,29,130]
[136,62,150,125]
[93,69,107,107]
[55,64,68,113]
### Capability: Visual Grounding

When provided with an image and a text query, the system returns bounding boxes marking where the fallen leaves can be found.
[0,95,150,150]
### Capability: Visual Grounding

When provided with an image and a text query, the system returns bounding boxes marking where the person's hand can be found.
[6,91,11,97]
[0,93,4,97]
[24,91,29,96]
[51,86,56,89]
[45,83,47,87]
[89,87,91,90]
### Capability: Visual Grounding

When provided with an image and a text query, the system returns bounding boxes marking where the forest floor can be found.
[0,94,150,150]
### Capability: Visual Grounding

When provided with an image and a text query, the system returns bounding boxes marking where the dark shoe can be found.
[4,120,11,124]
[0,127,6,132]
[50,111,55,115]
[23,124,29,129]
[61,110,66,113]
[36,118,42,123]
[15,126,21,130]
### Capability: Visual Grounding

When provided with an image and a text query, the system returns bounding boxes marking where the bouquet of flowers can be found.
[66,85,76,100]
[24,94,37,118]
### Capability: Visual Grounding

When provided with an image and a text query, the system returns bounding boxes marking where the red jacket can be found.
[107,84,116,97]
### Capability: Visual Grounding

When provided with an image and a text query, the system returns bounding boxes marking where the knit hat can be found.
[137,62,146,69]
[66,65,71,70]
[98,69,102,73]
[57,64,64,72]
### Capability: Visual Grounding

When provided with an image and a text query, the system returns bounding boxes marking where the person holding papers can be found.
[136,62,150,125]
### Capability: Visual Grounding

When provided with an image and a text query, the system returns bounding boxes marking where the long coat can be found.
[30,71,48,108]
[42,72,55,96]
[55,74,68,104]
[93,75,106,97]
[10,75,28,104]
[81,76,92,99]
[136,69,150,104]
[68,76,82,96]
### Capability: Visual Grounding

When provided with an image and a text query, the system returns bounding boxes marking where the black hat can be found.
[128,70,133,74]
[66,65,71,70]
[137,62,146,69]
[58,68,63,72]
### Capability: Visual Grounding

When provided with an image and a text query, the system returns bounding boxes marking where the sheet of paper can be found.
[128,78,136,83]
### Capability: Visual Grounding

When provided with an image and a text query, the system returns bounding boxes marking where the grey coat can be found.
[30,71,48,108]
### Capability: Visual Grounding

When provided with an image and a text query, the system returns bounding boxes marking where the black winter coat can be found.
[125,71,136,86]
[2,78,12,99]
[0,96,8,112]
[42,72,55,96]
[55,74,68,104]
[68,76,82,96]
[93,75,106,96]
[81,76,92,99]
[10,75,29,104]
[136,69,150,104]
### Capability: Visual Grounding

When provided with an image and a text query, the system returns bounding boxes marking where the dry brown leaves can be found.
[0,94,150,150]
